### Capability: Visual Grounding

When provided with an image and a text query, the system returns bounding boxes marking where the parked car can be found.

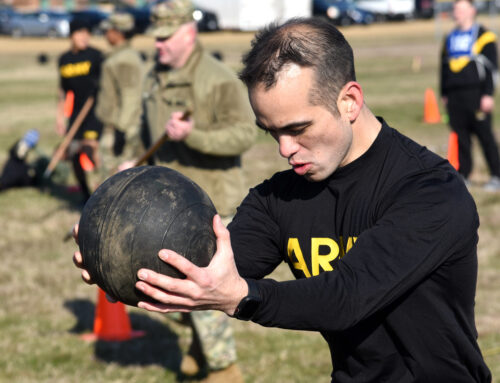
[192,7,219,31]
[353,0,415,20]
[313,0,375,25]
[0,5,16,34]
[193,0,312,31]
[6,10,70,38]
[70,9,110,35]
[415,0,434,18]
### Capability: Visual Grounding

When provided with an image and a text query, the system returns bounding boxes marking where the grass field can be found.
[1,16,500,382]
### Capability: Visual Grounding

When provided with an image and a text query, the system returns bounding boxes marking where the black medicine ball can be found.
[78,166,217,306]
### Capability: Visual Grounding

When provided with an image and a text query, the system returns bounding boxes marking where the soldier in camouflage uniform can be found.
[94,12,144,183]
[144,1,256,381]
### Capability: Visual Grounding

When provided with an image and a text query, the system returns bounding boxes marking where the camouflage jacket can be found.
[96,42,144,160]
[142,42,256,216]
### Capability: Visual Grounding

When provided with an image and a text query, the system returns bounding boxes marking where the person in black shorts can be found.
[57,18,103,202]
[74,18,492,382]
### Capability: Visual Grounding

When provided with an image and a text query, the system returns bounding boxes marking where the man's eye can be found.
[266,130,279,140]
[289,128,305,136]
[264,129,277,138]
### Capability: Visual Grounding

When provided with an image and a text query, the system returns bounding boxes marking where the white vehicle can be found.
[354,0,415,19]
[193,0,312,31]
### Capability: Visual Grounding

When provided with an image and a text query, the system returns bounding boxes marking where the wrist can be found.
[226,277,248,316]
[232,279,262,321]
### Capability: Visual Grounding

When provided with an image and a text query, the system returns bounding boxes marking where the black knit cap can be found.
[70,18,90,35]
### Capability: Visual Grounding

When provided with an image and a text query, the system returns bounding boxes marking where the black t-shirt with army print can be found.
[58,46,103,139]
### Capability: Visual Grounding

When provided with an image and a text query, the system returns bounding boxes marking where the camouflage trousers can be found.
[190,310,237,370]
[187,215,237,370]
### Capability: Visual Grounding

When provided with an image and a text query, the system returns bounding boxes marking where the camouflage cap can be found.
[100,12,135,33]
[150,0,195,38]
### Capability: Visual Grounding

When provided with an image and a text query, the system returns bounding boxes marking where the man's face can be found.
[453,0,476,29]
[105,28,121,46]
[155,24,189,68]
[71,29,90,51]
[249,64,353,182]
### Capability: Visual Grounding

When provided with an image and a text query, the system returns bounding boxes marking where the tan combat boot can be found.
[180,332,206,377]
[180,354,202,376]
[200,364,244,383]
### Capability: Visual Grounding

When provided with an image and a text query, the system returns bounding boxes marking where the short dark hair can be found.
[70,18,90,35]
[239,17,356,115]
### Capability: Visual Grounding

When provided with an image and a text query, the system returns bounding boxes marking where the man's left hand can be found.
[135,215,249,316]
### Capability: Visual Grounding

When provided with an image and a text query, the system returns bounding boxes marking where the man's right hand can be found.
[164,111,193,141]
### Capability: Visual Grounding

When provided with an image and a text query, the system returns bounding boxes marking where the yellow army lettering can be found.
[60,61,92,78]
[287,236,358,277]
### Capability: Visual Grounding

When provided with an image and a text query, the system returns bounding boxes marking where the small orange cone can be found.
[64,90,74,118]
[447,132,460,170]
[423,88,441,124]
[81,288,145,341]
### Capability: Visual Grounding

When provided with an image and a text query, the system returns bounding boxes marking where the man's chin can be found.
[157,54,171,66]
[303,173,321,182]
[303,169,335,182]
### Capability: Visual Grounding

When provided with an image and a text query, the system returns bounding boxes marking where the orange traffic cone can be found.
[81,288,145,341]
[423,88,441,124]
[447,132,459,170]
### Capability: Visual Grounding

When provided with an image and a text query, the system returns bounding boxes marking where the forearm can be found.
[480,42,497,95]
[440,43,449,98]
[56,89,66,133]
[56,99,65,123]
[95,70,114,126]
[117,90,143,159]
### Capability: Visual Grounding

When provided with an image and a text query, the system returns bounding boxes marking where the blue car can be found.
[0,5,16,34]
[6,10,70,38]
[313,0,375,26]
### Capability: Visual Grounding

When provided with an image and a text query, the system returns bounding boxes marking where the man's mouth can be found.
[291,162,312,176]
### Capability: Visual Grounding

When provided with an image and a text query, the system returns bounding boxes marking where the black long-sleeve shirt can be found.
[229,120,491,382]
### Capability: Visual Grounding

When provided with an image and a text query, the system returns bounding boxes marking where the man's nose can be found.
[278,135,299,159]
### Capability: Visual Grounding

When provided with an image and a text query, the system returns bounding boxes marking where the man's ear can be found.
[184,22,197,43]
[337,81,364,122]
